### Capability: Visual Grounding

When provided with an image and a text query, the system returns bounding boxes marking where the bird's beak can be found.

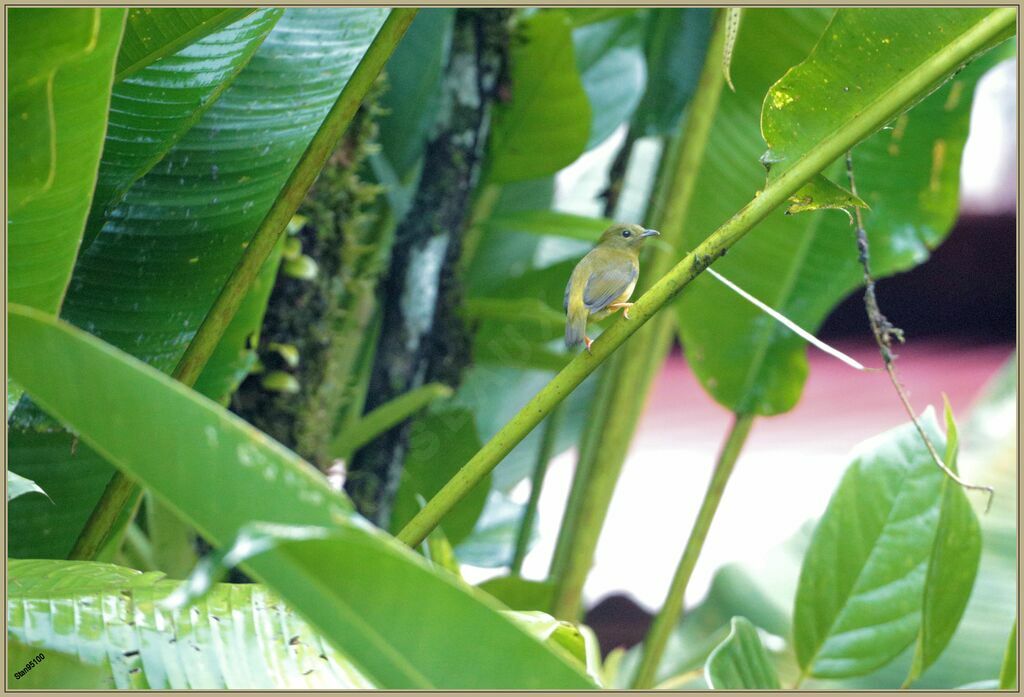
[640,229,660,238]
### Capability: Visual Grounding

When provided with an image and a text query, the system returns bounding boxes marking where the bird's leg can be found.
[607,302,635,320]
[584,335,593,353]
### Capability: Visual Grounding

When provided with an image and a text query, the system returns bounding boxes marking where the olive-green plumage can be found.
[564,223,660,351]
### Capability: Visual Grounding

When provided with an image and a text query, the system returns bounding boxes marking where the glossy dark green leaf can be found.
[633,8,714,136]
[999,620,1017,689]
[906,402,981,685]
[676,8,1008,415]
[377,9,454,179]
[8,559,373,688]
[794,409,952,678]
[705,617,781,689]
[62,9,388,375]
[488,12,591,183]
[7,471,49,502]
[8,8,125,314]
[573,13,646,148]
[479,576,556,612]
[8,431,114,559]
[115,8,257,81]
[390,408,492,546]
[8,306,593,690]
[85,10,282,248]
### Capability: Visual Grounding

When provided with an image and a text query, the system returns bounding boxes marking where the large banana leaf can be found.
[115,9,257,81]
[8,558,603,689]
[9,8,389,556]
[8,305,595,690]
[676,8,1011,415]
[84,9,283,247]
[63,8,388,374]
[8,559,373,689]
[8,8,125,314]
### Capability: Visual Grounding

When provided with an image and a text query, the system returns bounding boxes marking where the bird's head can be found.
[597,223,660,250]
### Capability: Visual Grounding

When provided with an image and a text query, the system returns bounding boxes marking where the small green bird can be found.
[564,223,660,352]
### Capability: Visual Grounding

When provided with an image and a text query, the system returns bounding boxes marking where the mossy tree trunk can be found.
[232,83,390,471]
[346,9,512,525]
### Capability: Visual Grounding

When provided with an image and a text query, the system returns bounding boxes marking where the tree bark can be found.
[346,9,511,525]
[232,82,390,470]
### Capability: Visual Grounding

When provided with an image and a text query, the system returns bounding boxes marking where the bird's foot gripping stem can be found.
[584,335,593,353]
[608,302,635,320]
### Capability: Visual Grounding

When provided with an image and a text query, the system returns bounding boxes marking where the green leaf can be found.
[482,210,613,242]
[8,8,125,314]
[488,11,591,183]
[9,636,110,689]
[455,491,533,567]
[390,409,491,546]
[479,576,556,611]
[8,379,24,420]
[7,558,374,688]
[8,432,114,559]
[906,401,982,685]
[573,13,647,148]
[8,306,592,689]
[1000,620,1017,689]
[784,174,867,216]
[84,9,282,248]
[115,9,257,81]
[7,471,49,502]
[63,8,389,376]
[376,9,454,179]
[560,8,642,28]
[627,359,1017,689]
[509,610,604,684]
[677,8,1008,415]
[705,617,781,689]
[633,9,714,136]
[793,409,955,678]
[761,9,1011,185]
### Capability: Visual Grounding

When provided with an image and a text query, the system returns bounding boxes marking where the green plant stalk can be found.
[1000,618,1018,690]
[546,359,619,583]
[395,7,1014,550]
[330,382,454,459]
[67,8,418,562]
[631,413,755,688]
[511,403,566,574]
[548,10,730,620]
[459,181,502,273]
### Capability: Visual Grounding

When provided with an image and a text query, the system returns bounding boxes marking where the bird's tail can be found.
[565,309,587,349]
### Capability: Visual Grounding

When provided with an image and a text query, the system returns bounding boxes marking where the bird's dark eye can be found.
[621,230,632,238]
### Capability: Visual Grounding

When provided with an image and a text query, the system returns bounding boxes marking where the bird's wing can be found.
[583,257,638,312]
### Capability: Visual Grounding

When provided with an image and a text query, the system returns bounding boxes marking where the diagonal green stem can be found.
[511,403,565,574]
[395,7,1014,550]
[631,413,754,688]
[67,8,418,562]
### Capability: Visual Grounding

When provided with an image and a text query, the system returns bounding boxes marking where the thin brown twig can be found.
[844,150,993,512]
